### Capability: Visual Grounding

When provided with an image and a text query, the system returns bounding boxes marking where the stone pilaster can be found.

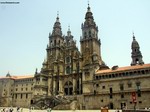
[48,76,52,96]
[59,77,63,95]
[73,75,77,95]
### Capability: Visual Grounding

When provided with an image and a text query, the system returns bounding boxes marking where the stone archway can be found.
[64,81,73,95]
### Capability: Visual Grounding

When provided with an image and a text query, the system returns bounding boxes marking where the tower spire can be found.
[51,11,62,36]
[133,32,135,40]
[131,33,144,66]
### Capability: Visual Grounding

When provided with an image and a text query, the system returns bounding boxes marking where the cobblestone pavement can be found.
[0,107,119,112]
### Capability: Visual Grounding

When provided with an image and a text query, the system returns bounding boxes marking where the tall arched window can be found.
[64,81,73,95]
[84,32,87,39]
[54,40,56,46]
[89,31,91,37]
[66,66,70,74]
[58,40,60,46]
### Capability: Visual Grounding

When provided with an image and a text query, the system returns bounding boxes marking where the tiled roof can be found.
[0,75,34,80]
[96,63,150,74]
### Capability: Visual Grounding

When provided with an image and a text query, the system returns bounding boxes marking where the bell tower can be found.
[80,4,103,67]
[131,33,144,66]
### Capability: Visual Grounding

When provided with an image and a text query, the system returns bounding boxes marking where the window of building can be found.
[89,31,91,37]
[102,86,105,89]
[26,94,28,99]
[139,101,142,104]
[128,83,132,88]
[16,88,18,91]
[58,40,60,46]
[66,57,70,63]
[64,81,73,95]
[110,94,113,99]
[21,94,22,99]
[66,66,71,74]
[136,82,141,97]
[121,94,124,98]
[96,84,99,87]
[26,88,28,91]
[21,88,23,91]
[110,88,113,93]
[120,84,124,91]
[15,94,17,99]
[54,40,56,46]
[101,99,103,102]
[109,88,113,99]
[84,32,87,38]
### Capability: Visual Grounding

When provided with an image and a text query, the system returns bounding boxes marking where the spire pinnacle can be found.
[68,25,70,31]
[56,11,59,22]
[133,32,135,40]
[67,25,71,36]
[87,0,91,12]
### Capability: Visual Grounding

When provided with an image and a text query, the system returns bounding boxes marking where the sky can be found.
[0,0,150,76]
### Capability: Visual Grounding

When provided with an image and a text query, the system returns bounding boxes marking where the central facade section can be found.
[33,4,105,98]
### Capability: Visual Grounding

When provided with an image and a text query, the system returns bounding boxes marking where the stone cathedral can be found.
[0,4,150,110]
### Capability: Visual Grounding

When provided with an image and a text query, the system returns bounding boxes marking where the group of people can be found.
[0,107,23,112]
[0,107,14,112]
[0,107,51,112]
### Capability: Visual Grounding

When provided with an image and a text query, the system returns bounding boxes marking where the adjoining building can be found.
[0,4,150,110]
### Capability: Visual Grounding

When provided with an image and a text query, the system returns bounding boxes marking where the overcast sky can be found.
[0,0,150,76]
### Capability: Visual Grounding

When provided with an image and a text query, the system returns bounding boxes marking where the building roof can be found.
[96,63,150,74]
[0,75,34,80]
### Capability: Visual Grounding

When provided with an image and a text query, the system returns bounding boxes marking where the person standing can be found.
[47,108,51,112]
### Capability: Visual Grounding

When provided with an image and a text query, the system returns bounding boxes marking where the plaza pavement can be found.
[0,107,121,112]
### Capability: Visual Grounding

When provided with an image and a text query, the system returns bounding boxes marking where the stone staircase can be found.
[31,95,72,110]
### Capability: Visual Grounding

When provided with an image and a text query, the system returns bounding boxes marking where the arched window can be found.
[84,32,87,38]
[64,81,73,95]
[54,40,56,46]
[89,31,91,37]
[58,40,60,46]
[66,66,70,74]
[66,57,70,63]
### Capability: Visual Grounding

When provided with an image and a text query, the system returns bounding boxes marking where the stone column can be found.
[48,76,52,96]
[79,76,81,94]
[73,76,77,95]
[53,78,56,95]
[59,77,63,95]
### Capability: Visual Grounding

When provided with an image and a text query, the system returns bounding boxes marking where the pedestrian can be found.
[20,108,23,112]
[47,108,51,112]
[29,107,31,112]
[17,107,20,112]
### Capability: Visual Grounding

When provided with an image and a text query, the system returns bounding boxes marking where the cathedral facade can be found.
[0,5,150,110]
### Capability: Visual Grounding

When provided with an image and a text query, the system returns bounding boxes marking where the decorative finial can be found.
[56,11,59,22]
[57,11,59,17]
[67,24,71,36]
[132,31,135,40]
[68,24,70,31]
[88,0,89,7]
[87,0,91,12]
